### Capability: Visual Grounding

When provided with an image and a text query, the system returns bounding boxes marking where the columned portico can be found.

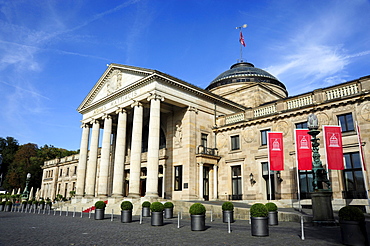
[145,93,163,198]
[97,114,112,197]
[112,108,127,197]
[85,119,100,197]
[128,101,143,198]
[76,123,90,197]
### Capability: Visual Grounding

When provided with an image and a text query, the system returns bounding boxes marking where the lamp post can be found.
[307,113,334,224]
[21,173,31,200]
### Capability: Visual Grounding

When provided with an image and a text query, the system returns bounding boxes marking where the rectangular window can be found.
[201,133,208,147]
[295,122,308,129]
[338,113,354,132]
[343,152,366,199]
[66,168,69,177]
[59,169,63,177]
[231,135,240,150]
[74,166,77,175]
[260,129,270,146]
[174,166,183,191]
[231,166,242,200]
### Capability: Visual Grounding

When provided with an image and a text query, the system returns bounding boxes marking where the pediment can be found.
[78,64,154,112]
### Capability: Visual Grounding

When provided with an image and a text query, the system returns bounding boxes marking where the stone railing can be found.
[254,104,277,117]
[225,112,244,124]
[325,83,359,100]
[287,95,313,110]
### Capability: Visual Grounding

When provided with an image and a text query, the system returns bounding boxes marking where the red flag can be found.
[239,31,246,47]
[295,129,312,170]
[323,126,344,170]
[268,132,284,171]
[356,122,366,171]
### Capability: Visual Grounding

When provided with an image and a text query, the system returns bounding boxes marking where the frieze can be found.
[93,90,139,114]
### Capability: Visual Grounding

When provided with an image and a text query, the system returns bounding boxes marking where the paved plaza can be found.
[1,209,368,246]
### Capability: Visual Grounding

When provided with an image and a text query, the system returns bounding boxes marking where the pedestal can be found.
[311,191,335,225]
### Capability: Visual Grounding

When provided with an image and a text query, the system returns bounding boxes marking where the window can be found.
[230,135,240,150]
[298,170,313,199]
[74,166,77,175]
[59,169,63,177]
[295,122,308,129]
[201,133,208,147]
[260,129,270,146]
[174,166,182,191]
[231,166,242,200]
[343,152,366,199]
[66,168,69,177]
[338,113,354,132]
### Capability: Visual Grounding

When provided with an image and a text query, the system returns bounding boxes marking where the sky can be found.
[0,0,369,151]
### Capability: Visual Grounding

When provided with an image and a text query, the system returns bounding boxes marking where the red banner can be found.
[295,129,312,170]
[323,126,344,170]
[268,132,284,171]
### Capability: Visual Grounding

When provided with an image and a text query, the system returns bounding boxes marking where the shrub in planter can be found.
[150,202,164,226]
[339,206,368,246]
[164,202,174,219]
[222,202,235,223]
[94,201,106,220]
[250,203,269,237]
[265,202,278,226]
[142,201,151,217]
[189,203,206,231]
[120,201,133,223]
[5,201,13,212]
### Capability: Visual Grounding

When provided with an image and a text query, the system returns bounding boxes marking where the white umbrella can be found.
[29,187,34,200]
[11,189,15,195]
[17,188,21,194]
[35,188,40,200]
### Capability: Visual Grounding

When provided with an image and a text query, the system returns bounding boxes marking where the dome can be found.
[206,62,286,91]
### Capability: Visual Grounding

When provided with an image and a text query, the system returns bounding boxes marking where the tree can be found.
[0,137,19,187]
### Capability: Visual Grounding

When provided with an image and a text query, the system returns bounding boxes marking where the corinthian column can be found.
[85,119,100,197]
[76,123,90,197]
[112,108,127,197]
[97,114,112,197]
[128,101,143,198]
[145,93,163,198]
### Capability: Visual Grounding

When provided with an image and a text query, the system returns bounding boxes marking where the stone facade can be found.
[40,62,370,210]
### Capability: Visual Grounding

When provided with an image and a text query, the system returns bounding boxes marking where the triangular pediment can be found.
[77,64,154,112]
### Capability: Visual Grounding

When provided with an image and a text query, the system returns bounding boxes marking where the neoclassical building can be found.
[41,61,370,210]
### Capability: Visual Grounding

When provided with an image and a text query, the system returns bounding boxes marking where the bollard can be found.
[210,210,213,222]
[54,209,56,216]
[89,210,91,219]
[48,207,51,215]
[111,209,114,221]
[73,207,76,217]
[43,207,46,214]
[140,213,142,224]
[66,207,69,216]
[228,214,231,233]
[180,210,183,219]
[38,208,41,214]
[249,216,251,224]
[177,212,180,229]
[81,208,83,218]
[301,216,305,240]
[60,208,62,216]
[21,206,23,213]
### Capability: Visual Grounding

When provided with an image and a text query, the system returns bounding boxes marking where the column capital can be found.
[198,162,204,166]
[90,118,100,125]
[115,107,126,115]
[188,106,198,113]
[80,123,90,128]
[131,101,142,108]
[147,92,164,102]
[102,114,112,120]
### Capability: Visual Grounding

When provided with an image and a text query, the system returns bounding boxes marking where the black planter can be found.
[268,211,278,226]
[94,209,105,220]
[164,208,173,219]
[142,207,150,217]
[151,211,164,226]
[121,210,132,223]
[4,205,12,212]
[190,214,206,231]
[0,205,4,211]
[222,210,235,223]
[251,217,269,237]
[340,220,368,246]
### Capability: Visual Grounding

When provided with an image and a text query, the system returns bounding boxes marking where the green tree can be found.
[0,137,20,185]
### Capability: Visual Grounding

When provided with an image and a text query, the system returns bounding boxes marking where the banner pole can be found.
[356,122,370,211]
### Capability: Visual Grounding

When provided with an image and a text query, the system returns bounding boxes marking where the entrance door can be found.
[262,162,275,200]
[140,167,147,197]
[231,166,242,200]
[203,166,210,201]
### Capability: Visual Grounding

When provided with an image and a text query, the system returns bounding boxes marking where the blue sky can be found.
[0,0,369,150]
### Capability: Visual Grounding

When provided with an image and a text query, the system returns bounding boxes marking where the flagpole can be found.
[235,24,247,62]
[268,165,272,201]
[294,130,302,212]
[356,122,370,211]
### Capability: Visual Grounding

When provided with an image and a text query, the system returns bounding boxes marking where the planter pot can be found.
[190,214,206,231]
[222,210,235,223]
[94,209,105,220]
[0,205,4,211]
[164,208,173,219]
[121,210,132,223]
[142,207,150,217]
[340,220,368,246]
[251,217,269,237]
[268,211,278,226]
[151,211,164,226]
[5,205,12,212]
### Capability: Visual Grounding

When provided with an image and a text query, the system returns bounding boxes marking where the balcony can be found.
[196,145,219,156]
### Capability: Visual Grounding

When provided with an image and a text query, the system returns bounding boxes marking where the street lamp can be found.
[307,113,334,224]
[21,173,31,200]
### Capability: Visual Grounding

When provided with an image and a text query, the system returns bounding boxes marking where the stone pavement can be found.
[1,209,368,246]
